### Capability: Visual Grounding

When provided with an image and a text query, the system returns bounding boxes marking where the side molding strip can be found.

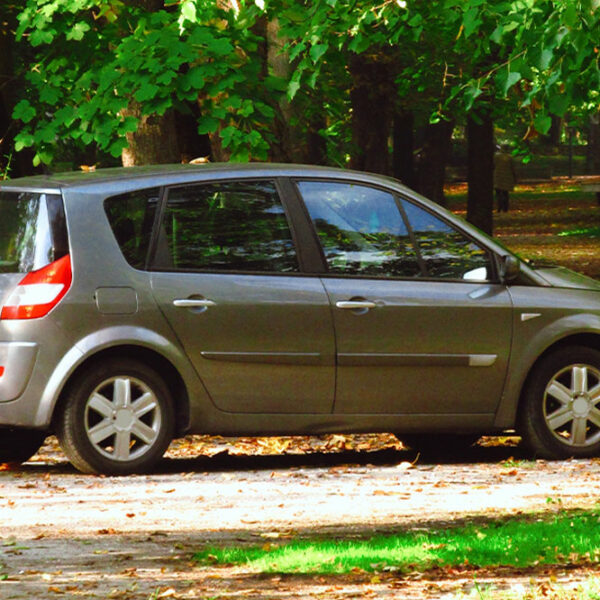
[521,313,542,322]
[338,353,497,367]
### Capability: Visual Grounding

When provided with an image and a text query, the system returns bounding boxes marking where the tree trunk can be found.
[306,110,327,165]
[548,115,562,148]
[348,53,392,174]
[588,112,600,206]
[392,111,415,188]
[121,104,181,166]
[587,111,600,175]
[467,112,494,236]
[265,18,308,163]
[414,119,453,206]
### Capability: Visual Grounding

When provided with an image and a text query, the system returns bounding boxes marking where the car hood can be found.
[534,266,600,291]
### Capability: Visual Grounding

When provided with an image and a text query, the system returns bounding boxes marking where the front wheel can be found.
[56,358,175,474]
[519,346,600,459]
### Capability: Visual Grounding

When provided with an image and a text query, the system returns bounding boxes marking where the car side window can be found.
[104,188,159,269]
[159,180,298,272]
[297,181,422,277]
[400,199,492,281]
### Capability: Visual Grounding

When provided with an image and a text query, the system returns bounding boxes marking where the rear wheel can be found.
[520,346,600,459]
[0,428,46,464]
[56,358,174,474]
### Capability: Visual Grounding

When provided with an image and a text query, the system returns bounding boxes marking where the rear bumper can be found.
[0,342,38,402]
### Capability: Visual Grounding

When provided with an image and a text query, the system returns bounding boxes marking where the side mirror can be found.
[500,255,520,283]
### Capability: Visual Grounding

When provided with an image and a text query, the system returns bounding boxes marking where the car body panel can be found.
[494,285,600,427]
[150,272,336,413]
[322,278,513,414]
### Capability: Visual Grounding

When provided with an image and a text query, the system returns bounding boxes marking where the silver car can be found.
[1,163,599,474]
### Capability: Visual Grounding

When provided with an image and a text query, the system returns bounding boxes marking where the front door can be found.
[150,179,335,414]
[295,179,513,415]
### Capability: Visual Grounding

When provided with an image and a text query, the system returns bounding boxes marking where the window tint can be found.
[159,181,298,272]
[298,181,421,277]
[104,188,159,269]
[401,200,492,281]
[0,192,67,274]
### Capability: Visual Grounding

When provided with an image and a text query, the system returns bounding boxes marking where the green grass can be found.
[195,509,600,575]
[559,227,600,239]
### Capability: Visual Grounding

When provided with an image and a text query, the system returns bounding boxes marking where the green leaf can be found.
[289,42,306,62]
[309,43,328,64]
[239,100,254,117]
[288,79,301,100]
[229,148,250,162]
[563,3,578,28]
[502,71,521,96]
[156,70,177,86]
[549,94,569,117]
[463,7,481,38]
[220,125,238,147]
[30,28,55,46]
[464,85,483,111]
[134,83,160,102]
[54,106,77,128]
[14,132,35,151]
[66,22,91,41]
[34,124,57,144]
[40,86,60,105]
[210,37,234,56]
[223,95,242,110]
[538,47,554,70]
[197,116,220,135]
[255,102,275,119]
[108,138,128,158]
[13,100,36,124]
[348,35,371,54]
[534,113,552,135]
[186,67,206,90]
[181,1,196,22]
[33,150,53,166]
[490,25,503,44]
[117,117,139,135]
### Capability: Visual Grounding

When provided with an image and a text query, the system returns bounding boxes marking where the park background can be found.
[0,1,599,233]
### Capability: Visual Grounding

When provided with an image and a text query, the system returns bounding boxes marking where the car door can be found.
[295,179,513,416]
[150,179,335,414]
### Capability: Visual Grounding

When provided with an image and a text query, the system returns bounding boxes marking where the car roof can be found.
[0,162,400,193]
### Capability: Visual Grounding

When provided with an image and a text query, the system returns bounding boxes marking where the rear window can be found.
[0,191,68,274]
[104,188,160,269]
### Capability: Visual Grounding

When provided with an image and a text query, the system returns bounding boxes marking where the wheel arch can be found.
[51,345,190,437]
[515,333,600,425]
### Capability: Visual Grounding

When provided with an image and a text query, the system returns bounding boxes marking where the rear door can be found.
[149,178,335,414]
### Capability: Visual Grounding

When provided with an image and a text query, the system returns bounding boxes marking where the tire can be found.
[0,428,46,464]
[519,346,600,459]
[56,358,175,475]
[400,433,480,454]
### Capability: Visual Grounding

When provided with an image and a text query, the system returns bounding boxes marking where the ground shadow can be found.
[19,439,529,476]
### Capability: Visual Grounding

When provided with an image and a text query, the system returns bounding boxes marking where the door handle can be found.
[336,301,376,310]
[173,299,216,308]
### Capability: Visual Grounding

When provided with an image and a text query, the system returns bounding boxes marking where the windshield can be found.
[0,191,68,274]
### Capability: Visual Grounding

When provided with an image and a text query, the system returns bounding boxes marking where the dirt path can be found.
[2,436,600,598]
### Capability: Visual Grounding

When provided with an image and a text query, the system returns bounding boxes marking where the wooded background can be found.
[1,0,599,233]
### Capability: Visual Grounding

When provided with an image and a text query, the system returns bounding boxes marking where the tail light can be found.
[1,254,72,320]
